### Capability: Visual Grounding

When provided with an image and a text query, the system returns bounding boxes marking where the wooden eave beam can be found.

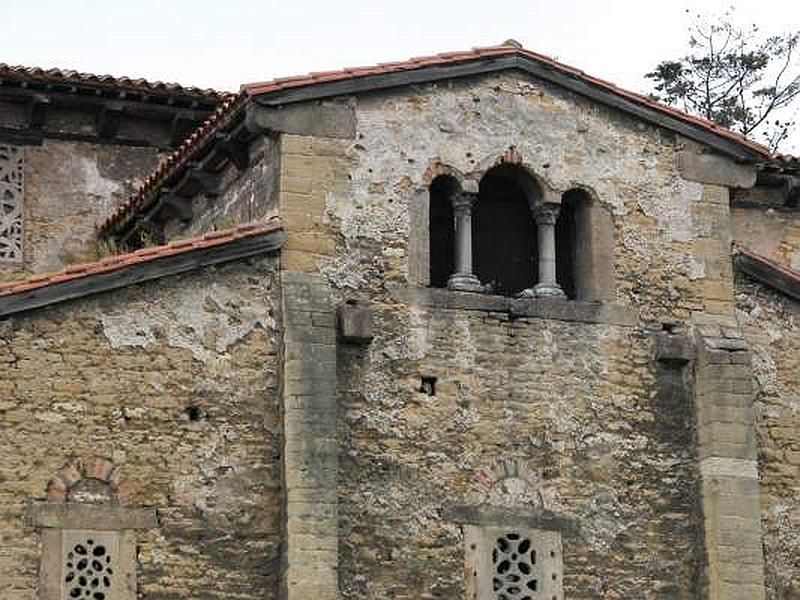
[170,111,199,145]
[215,132,249,170]
[96,104,124,139]
[735,252,800,302]
[28,94,50,130]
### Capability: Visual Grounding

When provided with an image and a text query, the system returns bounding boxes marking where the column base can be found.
[519,283,566,298]
[447,273,484,293]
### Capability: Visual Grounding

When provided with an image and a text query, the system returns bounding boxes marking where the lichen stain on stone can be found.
[101,282,274,363]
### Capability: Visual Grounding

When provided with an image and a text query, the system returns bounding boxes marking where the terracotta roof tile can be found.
[0,219,282,299]
[0,62,227,101]
[100,43,787,239]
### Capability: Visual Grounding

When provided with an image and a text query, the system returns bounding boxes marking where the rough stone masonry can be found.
[2,45,800,600]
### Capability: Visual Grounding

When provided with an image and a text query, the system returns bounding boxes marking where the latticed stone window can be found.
[26,457,157,600]
[465,526,564,600]
[0,145,23,263]
[62,531,118,599]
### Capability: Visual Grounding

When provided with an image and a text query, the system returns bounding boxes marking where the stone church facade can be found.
[1,43,799,599]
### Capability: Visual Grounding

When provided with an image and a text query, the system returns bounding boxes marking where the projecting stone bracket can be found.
[676,140,757,188]
[654,331,695,364]
[337,299,373,344]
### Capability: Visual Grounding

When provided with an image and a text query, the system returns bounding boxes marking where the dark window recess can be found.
[474,165,538,296]
[555,190,579,299]
[429,175,457,288]
[420,376,437,396]
[556,188,592,300]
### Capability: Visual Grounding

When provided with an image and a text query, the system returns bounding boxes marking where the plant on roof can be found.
[646,8,800,152]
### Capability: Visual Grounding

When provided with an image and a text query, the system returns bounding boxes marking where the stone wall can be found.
[337,301,699,598]
[0,140,160,282]
[0,256,283,600]
[732,205,800,270]
[167,134,280,240]
[736,275,800,599]
[271,71,744,597]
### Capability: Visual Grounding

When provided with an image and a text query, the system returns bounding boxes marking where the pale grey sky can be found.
[3,0,799,151]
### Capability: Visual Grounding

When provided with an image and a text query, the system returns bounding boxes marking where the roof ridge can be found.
[0,61,229,99]
[0,218,282,299]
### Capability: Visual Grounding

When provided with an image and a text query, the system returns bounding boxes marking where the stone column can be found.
[522,202,565,298]
[447,191,483,292]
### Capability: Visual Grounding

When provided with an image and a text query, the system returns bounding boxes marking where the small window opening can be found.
[474,165,539,296]
[428,175,457,288]
[420,376,437,396]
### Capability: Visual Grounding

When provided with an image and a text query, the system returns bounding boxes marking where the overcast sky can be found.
[3,0,799,151]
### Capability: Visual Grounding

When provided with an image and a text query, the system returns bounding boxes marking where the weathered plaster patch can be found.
[78,156,121,210]
[638,178,701,243]
[101,282,274,363]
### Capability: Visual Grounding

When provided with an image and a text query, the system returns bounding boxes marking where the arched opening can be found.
[555,189,585,299]
[474,165,539,296]
[555,188,615,301]
[428,174,457,288]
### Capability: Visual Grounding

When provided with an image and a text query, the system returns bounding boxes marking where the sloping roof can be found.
[244,43,772,158]
[0,62,226,102]
[0,220,284,317]
[99,43,783,240]
[98,92,246,235]
[735,246,800,302]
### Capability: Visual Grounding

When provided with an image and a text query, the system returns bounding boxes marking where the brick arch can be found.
[470,147,560,202]
[422,161,477,192]
[45,456,130,504]
[471,458,545,510]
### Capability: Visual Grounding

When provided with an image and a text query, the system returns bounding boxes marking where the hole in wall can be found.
[420,376,437,396]
[186,406,205,422]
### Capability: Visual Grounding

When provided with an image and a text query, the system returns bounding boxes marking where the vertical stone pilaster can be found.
[281,271,338,600]
[693,321,766,599]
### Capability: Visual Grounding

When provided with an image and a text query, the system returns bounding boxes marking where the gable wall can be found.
[272,71,750,597]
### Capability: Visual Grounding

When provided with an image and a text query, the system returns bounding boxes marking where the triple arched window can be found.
[428,164,614,301]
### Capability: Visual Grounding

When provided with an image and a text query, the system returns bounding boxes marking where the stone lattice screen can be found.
[0,145,23,263]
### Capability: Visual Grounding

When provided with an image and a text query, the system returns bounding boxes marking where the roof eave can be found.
[0,223,285,318]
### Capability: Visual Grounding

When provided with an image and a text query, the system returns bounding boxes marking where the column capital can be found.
[531,201,561,226]
[451,191,478,216]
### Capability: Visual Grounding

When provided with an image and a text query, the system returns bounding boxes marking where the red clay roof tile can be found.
[0,219,282,299]
[0,62,227,101]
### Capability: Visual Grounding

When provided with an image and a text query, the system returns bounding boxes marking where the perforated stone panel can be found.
[61,531,120,600]
[465,526,564,600]
[0,145,23,263]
